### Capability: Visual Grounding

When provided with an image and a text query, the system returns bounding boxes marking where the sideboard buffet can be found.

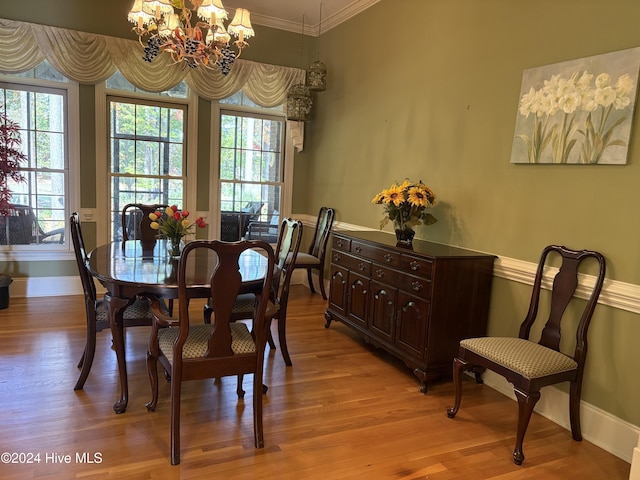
[324,231,496,393]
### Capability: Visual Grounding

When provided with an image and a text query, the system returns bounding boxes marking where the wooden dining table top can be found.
[87,239,269,299]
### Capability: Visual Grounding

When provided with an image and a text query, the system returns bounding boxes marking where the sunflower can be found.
[384,184,405,207]
[407,186,429,208]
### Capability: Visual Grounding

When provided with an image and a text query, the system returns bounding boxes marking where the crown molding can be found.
[251,0,382,36]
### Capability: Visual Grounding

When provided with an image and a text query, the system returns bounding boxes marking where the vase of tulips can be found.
[148,205,206,258]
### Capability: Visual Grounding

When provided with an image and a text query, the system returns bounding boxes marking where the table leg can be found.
[105,293,131,414]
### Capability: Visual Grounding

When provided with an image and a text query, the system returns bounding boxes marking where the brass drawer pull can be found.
[337,239,344,248]
[384,253,393,263]
[410,261,420,271]
[333,253,341,262]
[411,281,423,292]
[358,262,367,271]
[375,269,385,278]
[355,246,362,253]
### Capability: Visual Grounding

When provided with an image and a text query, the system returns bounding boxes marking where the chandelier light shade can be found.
[286,84,313,122]
[127,0,254,75]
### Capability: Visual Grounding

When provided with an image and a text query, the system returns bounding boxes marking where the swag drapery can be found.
[0,18,305,148]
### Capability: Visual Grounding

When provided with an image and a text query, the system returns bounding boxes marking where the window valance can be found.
[0,18,305,150]
[0,18,304,107]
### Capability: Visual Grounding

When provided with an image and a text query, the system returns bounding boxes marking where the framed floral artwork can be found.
[510,47,640,164]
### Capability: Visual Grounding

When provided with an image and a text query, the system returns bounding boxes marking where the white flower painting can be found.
[510,47,640,164]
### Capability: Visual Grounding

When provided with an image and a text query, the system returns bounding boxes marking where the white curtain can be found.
[0,18,305,148]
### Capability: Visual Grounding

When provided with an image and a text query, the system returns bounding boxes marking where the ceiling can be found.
[221,0,380,35]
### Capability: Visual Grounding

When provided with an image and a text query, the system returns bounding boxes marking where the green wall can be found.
[302,0,640,425]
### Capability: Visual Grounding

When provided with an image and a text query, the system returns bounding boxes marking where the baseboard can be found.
[631,443,640,480]
[481,370,639,464]
[8,275,83,298]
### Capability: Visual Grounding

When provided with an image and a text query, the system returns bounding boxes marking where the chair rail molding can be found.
[10,215,640,317]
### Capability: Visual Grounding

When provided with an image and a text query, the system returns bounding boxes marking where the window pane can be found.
[109,97,187,241]
[218,109,284,242]
[0,83,67,247]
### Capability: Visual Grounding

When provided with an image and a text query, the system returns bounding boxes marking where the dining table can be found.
[87,239,269,414]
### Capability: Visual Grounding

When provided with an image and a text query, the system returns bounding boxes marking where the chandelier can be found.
[127,0,254,75]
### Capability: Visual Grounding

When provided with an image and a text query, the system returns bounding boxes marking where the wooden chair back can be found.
[308,206,335,258]
[520,245,606,365]
[121,203,168,244]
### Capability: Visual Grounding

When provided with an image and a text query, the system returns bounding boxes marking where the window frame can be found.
[94,81,198,245]
[0,73,80,262]
[209,100,294,240]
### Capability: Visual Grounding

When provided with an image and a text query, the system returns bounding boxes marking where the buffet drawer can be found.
[332,251,371,276]
[351,240,400,267]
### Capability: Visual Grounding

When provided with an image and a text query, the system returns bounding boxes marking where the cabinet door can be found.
[346,271,369,329]
[329,265,348,316]
[395,291,429,360]
[369,280,397,343]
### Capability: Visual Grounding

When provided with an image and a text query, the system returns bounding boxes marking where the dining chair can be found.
[446,245,606,465]
[293,206,335,299]
[121,203,174,313]
[70,213,154,390]
[141,239,276,465]
[121,203,169,244]
[206,218,303,371]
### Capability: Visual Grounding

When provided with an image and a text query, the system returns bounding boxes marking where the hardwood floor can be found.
[0,285,630,479]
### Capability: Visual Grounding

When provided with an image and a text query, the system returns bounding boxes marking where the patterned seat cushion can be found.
[158,323,256,364]
[460,337,578,379]
[232,293,256,315]
[95,298,152,323]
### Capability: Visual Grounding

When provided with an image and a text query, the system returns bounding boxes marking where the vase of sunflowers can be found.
[148,205,206,258]
[372,179,437,247]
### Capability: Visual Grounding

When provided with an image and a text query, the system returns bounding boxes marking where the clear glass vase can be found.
[167,237,184,258]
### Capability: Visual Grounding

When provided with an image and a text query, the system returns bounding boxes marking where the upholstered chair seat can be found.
[460,337,578,379]
[158,323,256,364]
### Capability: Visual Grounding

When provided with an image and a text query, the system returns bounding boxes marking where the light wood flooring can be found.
[0,285,631,479]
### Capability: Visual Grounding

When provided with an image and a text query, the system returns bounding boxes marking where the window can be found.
[218,109,285,242]
[107,96,187,241]
[0,79,69,248]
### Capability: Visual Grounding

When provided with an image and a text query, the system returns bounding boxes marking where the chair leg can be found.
[203,304,213,324]
[512,389,540,465]
[276,314,292,366]
[145,329,160,412]
[446,357,468,418]
[568,379,583,441]
[318,266,327,300]
[74,316,97,390]
[253,361,264,449]
[77,348,86,369]
[170,365,182,465]
[307,268,316,294]
[236,374,245,398]
[267,331,276,350]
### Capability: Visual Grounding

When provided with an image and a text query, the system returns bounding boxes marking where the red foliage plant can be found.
[0,111,27,214]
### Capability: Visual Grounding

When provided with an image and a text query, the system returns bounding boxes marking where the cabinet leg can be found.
[413,368,440,394]
[324,310,333,328]
[413,368,428,393]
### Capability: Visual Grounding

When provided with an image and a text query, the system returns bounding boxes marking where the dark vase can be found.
[394,222,415,248]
